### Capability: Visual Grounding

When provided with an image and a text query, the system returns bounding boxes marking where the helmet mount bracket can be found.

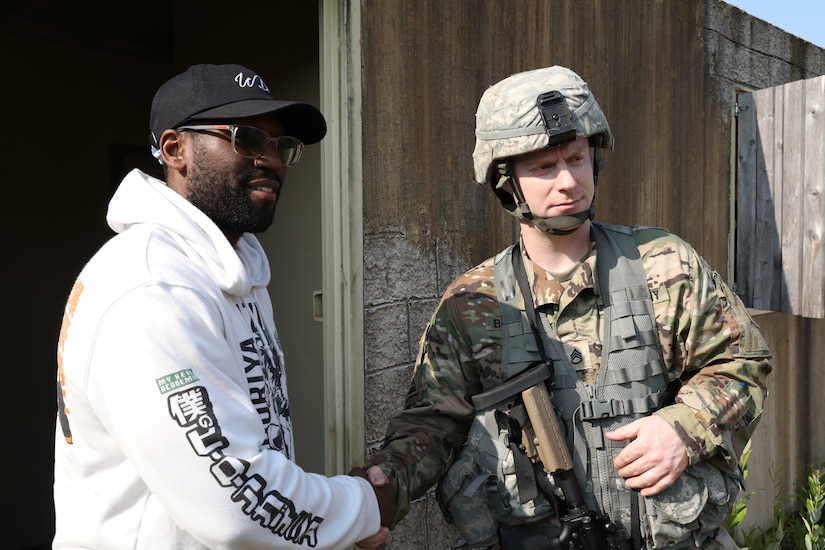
[537,90,577,148]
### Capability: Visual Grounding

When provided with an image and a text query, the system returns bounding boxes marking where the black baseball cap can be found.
[150,63,327,148]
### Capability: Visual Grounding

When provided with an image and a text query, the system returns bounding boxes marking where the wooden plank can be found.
[736,92,757,305]
[802,76,825,318]
[767,89,785,312]
[746,85,790,314]
[748,87,791,313]
[753,88,782,311]
[781,80,805,315]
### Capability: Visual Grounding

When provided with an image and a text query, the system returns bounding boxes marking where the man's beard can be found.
[185,148,277,234]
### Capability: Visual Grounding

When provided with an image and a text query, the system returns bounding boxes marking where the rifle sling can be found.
[511,244,555,373]
[472,244,557,412]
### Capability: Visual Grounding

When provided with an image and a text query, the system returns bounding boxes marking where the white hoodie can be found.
[54,169,380,549]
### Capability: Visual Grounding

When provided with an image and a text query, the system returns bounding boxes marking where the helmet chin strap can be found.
[515,190,593,235]
[524,208,592,235]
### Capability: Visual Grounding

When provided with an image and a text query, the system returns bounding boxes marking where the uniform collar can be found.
[520,237,599,311]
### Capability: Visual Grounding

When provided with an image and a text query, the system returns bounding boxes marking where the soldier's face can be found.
[510,137,595,220]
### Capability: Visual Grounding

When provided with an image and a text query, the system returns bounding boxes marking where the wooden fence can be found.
[737,74,825,318]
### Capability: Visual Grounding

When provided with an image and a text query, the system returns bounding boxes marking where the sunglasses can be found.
[176,124,304,166]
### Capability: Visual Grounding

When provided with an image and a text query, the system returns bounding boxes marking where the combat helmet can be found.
[472,66,614,234]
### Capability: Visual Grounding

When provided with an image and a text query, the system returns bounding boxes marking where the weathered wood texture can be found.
[360,0,728,272]
[737,75,825,318]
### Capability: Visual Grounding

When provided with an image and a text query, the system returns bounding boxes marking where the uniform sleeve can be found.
[368,273,498,526]
[86,283,381,549]
[648,235,773,470]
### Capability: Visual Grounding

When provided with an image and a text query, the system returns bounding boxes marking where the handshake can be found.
[348,465,398,548]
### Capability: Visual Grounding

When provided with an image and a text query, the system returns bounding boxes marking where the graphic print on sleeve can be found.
[167,386,323,546]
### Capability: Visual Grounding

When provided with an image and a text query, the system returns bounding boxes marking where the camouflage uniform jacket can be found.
[369,225,772,526]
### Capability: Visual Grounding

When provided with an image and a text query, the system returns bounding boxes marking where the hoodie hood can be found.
[107,169,271,297]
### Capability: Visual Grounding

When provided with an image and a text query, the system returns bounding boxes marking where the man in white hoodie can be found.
[53,63,393,550]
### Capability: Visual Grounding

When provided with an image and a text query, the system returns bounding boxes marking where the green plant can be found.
[726,458,825,550]
[799,465,824,550]
[726,448,753,535]
[737,464,788,549]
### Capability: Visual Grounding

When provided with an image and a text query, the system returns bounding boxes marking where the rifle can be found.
[473,363,622,550]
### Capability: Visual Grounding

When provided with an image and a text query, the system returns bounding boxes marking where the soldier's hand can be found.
[355,526,390,549]
[605,415,689,496]
[348,465,398,528]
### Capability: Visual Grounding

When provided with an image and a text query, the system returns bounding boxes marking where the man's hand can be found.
[350,466,396,548]
[355,526,390,549]
[604,415,689,496]
[348,465,398,529]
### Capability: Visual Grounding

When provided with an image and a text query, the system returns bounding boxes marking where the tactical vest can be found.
[437,223,672,548]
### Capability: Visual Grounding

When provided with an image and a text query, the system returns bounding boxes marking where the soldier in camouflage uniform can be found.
[355,66,772,550]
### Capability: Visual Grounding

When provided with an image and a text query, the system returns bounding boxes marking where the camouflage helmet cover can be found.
[472,65,614,187]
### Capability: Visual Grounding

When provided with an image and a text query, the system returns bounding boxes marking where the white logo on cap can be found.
[234,72,270,92]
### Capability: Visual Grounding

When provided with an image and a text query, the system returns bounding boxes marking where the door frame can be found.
[320,0,366,474]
